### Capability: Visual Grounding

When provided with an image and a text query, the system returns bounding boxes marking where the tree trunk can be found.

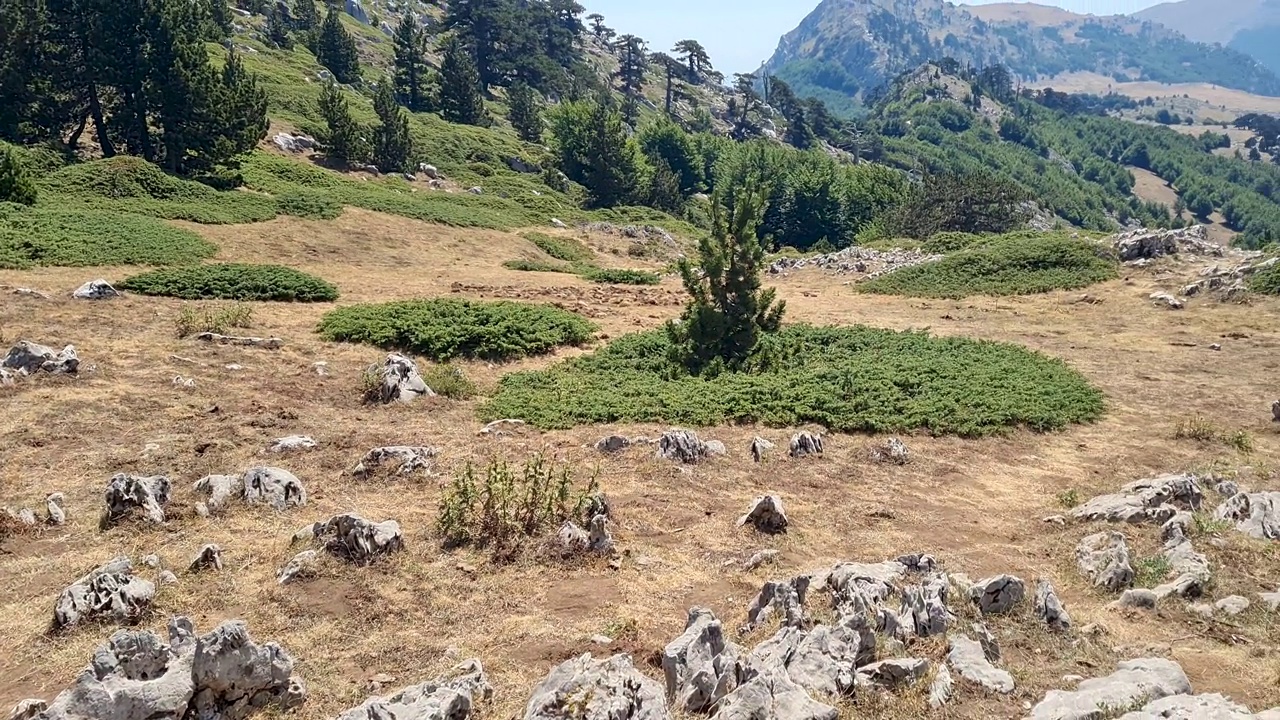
[87,83,115,157]
[68,110,89,149]
[664,71,672,115]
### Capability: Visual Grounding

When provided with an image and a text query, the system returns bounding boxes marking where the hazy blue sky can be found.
[579,0,1171,75]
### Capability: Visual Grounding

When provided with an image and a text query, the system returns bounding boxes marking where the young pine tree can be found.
[392,14,431,112]
[318,77,368,165]
[506,81,542,142]
[667,173,785,375]
[265,4,293,49]
[292,0,319,48]
[581,96,643,208]
[372,79,413,173]
[438,35,485,126]
[316,5,361,84]
[0,146,38,205]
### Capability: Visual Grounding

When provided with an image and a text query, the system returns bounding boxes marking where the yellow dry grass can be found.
[1028,71,1280,117]
[2,209,1280,718]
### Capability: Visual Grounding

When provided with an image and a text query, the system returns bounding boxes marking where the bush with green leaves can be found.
[275,190,344,220]
[859,234,1117,299]
[484,324,1104,436]
[0,204,216,269]
[1248,261,1280,296]
[317,298,596,361]
[503,258,576,273]
[0,147,38,206]
[421,364,477,399]
[120,264,339,302]
[581,267,661,285]
[523,232,593,263]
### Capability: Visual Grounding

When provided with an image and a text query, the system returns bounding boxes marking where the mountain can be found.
[1135,0,1280,76]
[758,0,1280,113]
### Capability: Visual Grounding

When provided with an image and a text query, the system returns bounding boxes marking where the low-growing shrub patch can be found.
[317,298,597,361]
[174,303,254,338]
[422,363,477,399]
[503,258,575,273]
[523,232,593,263]
[1248,260,1280,295]
[859,234,1117,299]
[275,190,343,220]
[920,231,983,254]
[121,263,339,302]
[0,203,216,269]
[581,267,662,285]
[483,324,1104,435]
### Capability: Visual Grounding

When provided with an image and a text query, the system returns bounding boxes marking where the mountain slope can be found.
[759,0,1280,110]
[1135,0,1280,76]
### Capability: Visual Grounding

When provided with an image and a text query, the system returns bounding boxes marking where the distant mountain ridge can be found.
[759,0,1280,113]
[1135,0,1280,77]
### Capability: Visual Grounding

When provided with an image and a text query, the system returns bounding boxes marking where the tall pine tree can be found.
[506,81,541,142]
[581,95,642,208]
[392,14,431,112]
[615,34,647,126]
[265,4,293,49]
[318,77,367,165]
[438,35,485,126]
[317,5,360,84]
[372,78,413,172]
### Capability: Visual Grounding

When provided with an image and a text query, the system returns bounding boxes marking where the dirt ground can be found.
[2,209,1279,718]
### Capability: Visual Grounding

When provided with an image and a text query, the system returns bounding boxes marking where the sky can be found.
[579,0,1174,75]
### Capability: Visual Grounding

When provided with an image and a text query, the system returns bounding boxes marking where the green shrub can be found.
[121,263,339,302]
[503,258,575,273]
[1134,556,1172,588]
[0,204,216,269]
[1247,261,1280,295]
[317,298,597,361]
[276,190,344,219]
[921,231,983,254]
[437,454,600,558]
[859,234,1117,299]
[421,363,477,399]
[174,303,254,338]
[0,147,38,206]
[483,324,1105,435]
[523,232,593,263]
[581,267,661,285]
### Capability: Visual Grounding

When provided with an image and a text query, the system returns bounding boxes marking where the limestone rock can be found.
[1153,527,1210,600]
[45,493,66,525]
[1113,227,1184,261]
[193,474,243,516]
[897,553,938,573]
[947,635,1014,693]
[1029,658,1190,720]
[242,467,307,510]
[550,217,567,229]
[104,473,171,524]
[8,699,46,720]
[738,495,788,534]
[972,622,1000,663]
[272,132,316,153]
[318,514,404,566]
[1260,588,1280,612]
[1216,480,1241,498]
[789,432,823,458]
[556,515,614,555]
[158,570,178,585]
[662,608,741,713]
[7,506,37,526]
[1035,579,1072,631]
[419,163,440,179]
[712,662,836,720]
[969,575,1025,614]
[1117,693,1263,719]
[1215,595,1250,616]
[72,279,120,300]
[267,436,316,453]
[898,574,950,637]
[1111,589,1157,610]
[54,557,155,629]
[743,549,779,571]
[336,659,491,720]
[785,624,863,697]
[367,354,434,404]
[928,664,953,709]
[868,437,910,464]
[1076,532,1135,592]
[750,437,774,463]
[854,658,930,691]
[480,419,527,436]
[193,332,283,350]
[744,577,809,632]
[595,435,631,454]
[3,341,79,375]
[352,446,437,477]
[276,550,318,585]
[1215,491,1280,540]
[189,544,222,573]
[40,617,305,720]
[1071,474,1201,524]
[524,653,667,720]
[657,429,718,463]
[1151,293,1185,309]
[1273,400,1280,423]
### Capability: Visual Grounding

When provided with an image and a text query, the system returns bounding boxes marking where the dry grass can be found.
[2,209,1280,717]
[1029,71,1280,117]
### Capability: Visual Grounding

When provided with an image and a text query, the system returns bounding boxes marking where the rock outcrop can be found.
[335,659,491,720]
[947,635,1013,693]
[317,514,404,565]
[712,663,837,720]
[367,354,434,404]
[54,557,155,629]
[1216,491,1280,540]
[789,432,823,458]
[3,341,79,376]
[352,446,437,477]
[868,437,910,464]
[72,279,120,300]
[242,467,308,510]
[969,575,1025,614]
[1029,658,1191,720]
[104,474,171,525]
[524,654,667,720]
[1034,579,1072,631]
[662,608,741,713]
[1071,474,1201,524]
[656,430,722,463]
[738,495,788,534]
[1076,532,1135,592]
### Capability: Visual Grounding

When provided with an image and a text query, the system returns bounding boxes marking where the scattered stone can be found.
[1111,588,1158,610]
[769,245,941,277]
[105,473,171,524]
[419,163,440,179]
[1035,579,1072,631]
[556,515,614,554]
[272,132,317,153]
[268,435,317,453]
[172,375,196,388]
[928,664,953,709]
[1215,595,1250,616]
[789,432,823,458]
[72,279,120,300]
[337,659,491,720]
[1216,480,1241,498]
[750,437,774,463]
[1215,491,1280,540]
[54,557,155,629]
[1043,515,1068,525]
[969,575,1025,614]
[277,550,319,585]
[2,341,79,375]
[662,608,742,713]
[948,635,1014,694]
[45,493,66,525]
[743,549,779,571]
[193,332,283,349]
[468,186,482,195]
[1028,658,1190,720]
[595,435,631,454]
[317,514,404,566]
[713,662,836,720]
[4,506,36,526]
[312,361,329,376]
[158,570,178,585]
[192,474,242,517]
[352,446,437,477]
[1209,343,1222,351]
[737,495,789,535]
[480,418,527,436]
[898,575,950,637]
[868,437,910,464]
[1071,474,1201,524]
[142,554,161,569]
[189,544,222,573]
[1259,589,1280,612]
[1149,292,1185,309]
[972,622,1000,663]
[525,653,667,720]
[897,553,937,573]
[1273,400,1280,423]
[656,429,718,464]
[1121,693,1272,719]
[590,634,613,645]
[367,353,434,404]
[38,616,305,719]
[243,467,307,510]
[1153,520,1211,599]
[1076,532,1135,592]
[855,658,930,691]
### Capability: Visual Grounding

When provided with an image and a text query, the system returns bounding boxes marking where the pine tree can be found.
[667,173,784,375]
[581,96,642,208]
[647,157,682,213]
[265,4,294,49]
[438,35,486,126]
[392,14,431,111]
[586,12,607,37]
[372,78,413,172]
[0,0,68,143]
[730,73,762,140]
[651,52,682,116]
[507,80,542,142]
[0,147,38,205]
[318,77,367,165]
[673,39,711,82]
[145,0,219,171]
[213,48,270,166]
[317,5,360,84]
[615,34,647,126]
[293,0,319,47]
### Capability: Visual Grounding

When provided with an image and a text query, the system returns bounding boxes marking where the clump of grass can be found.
[1174,415,1255,453]
[317,298,597,362]
[0,203,216,269]
[581,267,662,285]
[503,258,575,273]
[1192,512,1232,536]
[120,263,339,302]
[1134,556,1172,588]
[422,363,476,399]
[859,234,1117,299]
[174,303,254,338]
[437,454,600,558]
[1056,488,1081,509]
[1224,429,1255,453]
[524,232,593,263]
[275,190,343,220]
[483,324,1105,435]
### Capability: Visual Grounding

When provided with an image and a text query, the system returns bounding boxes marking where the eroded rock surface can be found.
[712,663,837,720]
[868,437,910,464]
[1216,491,1280,540]
[72,279,120,300]
[336,659,491,720]
[738,495,788,534]
[352,446,437,477]
[789,432,823,458]
[367,354,433,404]
[1029,658,1191,720]
[947,635,1013,693]
[54,557,155,629]
[242,467,307,510]
[104,474,171,525]
[1076,532,1135,592]
[2,341,79,375]
[1035,579,1072,631]
[969,575,1025,614]
[662,608,741,713]
[656,430,720,463]
[524,654,667,720]
[318,514,404,565]
[1072,474,1202,524]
